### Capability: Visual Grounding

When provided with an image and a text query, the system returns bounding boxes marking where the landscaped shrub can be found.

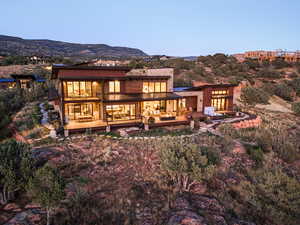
[292,102,300,116]
[148,117,155,124]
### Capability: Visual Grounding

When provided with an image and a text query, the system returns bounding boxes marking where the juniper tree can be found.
[159,140,217,192]
[27,164,65,225]
[0,139,33,204]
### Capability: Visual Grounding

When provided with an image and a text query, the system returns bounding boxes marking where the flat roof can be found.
[59,75,170,81]
[10,74,37,80]
[52,65,132,79]
[0,78,15,83]
[174,84,237,92]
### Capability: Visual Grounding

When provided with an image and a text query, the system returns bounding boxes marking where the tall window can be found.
[66,103,93,121]
[211,89,229,111]
[66,81,92,98]
[109,81,120,93]
[143,82,167,93]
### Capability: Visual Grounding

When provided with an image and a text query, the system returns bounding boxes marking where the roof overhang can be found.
[184,83,238,91]
[103,92,183,103]
[10,74,37,80]
[51,65,132,79]
[58,75,170,81]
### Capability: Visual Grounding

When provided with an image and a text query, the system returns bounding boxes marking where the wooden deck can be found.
[64,116,189,133]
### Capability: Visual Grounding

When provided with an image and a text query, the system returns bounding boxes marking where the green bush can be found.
[288,78,300,96]
[245,145,264,167]
[240,166,300,225]
[240,86,270,105]
[159,141,217,192]
[257,69,281,78]
[200,146,221,165]
[292,102,300,116]
[0,140,34,204]
[274,83,293,101]
[148,117,155,124]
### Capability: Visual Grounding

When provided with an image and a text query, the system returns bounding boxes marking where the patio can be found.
[64,115,189,131]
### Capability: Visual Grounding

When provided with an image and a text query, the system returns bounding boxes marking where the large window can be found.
[66,81,92,98]
[66,103,94,121]
[211,89,229,111]
[109,81,120,93]
[143,82,167,93]
[106,104,136,121]
[142,100,166,116]
[20,80,31,89]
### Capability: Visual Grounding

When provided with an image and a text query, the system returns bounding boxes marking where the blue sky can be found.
[1,0,299,56]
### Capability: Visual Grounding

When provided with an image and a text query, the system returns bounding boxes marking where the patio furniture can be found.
[77,115,93,122]
[160,115,176,121]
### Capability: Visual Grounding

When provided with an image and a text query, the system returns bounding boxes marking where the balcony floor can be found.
[64,115,188,131]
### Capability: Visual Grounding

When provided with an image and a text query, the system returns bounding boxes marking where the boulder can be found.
[190,195,225,216]
[167,210,206,225]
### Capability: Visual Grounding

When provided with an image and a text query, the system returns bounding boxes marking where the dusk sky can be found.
[1,0,299,56]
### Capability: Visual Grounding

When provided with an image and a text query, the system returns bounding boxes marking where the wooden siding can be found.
[202,86,234,111]
[124,80,143,93]
[185,96,197,111]
[58,69,127,79]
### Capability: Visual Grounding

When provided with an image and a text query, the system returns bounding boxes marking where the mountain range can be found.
[0,35,147,58]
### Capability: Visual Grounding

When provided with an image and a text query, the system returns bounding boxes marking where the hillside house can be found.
[50,65,238,133]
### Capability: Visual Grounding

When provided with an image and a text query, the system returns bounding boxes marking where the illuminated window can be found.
[143,82,167,93]
[142,100,166,116]
[155,82,161,92]
[109,81,120,93]
[160,82,167,92]
[66,81,92,98]
[106,104,136,121]
[179,98,186,109]
[211,89,230,111]
[66,103,94,121]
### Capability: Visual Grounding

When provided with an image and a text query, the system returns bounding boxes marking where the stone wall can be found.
[232,116,261,129]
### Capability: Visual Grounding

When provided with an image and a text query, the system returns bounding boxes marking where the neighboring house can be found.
[244,50,300,63]
[0,74,45,90]
[50,65,237,133]
[0,78,16,89]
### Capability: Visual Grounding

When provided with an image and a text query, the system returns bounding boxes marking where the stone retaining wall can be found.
[232,116,261,129]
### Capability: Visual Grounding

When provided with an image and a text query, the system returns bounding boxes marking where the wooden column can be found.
[176,99,179,116]
[61,81,65,125]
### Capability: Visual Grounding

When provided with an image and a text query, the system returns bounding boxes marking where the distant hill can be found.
[0,35,148,58]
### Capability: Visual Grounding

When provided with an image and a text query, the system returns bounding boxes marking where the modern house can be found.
[0,78,16,89]
[50,65,237,133]
[0,74,45,90]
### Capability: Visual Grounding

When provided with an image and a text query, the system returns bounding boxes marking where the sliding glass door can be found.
[105,104,136,122]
